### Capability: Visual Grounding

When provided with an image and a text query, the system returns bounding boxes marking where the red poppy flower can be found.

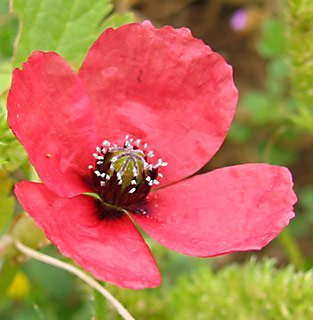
[8,21,296,289]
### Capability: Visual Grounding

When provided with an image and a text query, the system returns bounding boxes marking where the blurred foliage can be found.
[286,0,313,130]
[102,258,313,320]
[0,1,18,59]
[12,0,134,69]
[0,169,15,234]
[0,259,19,301]
[7,271,30,300]
[1,258,313,320]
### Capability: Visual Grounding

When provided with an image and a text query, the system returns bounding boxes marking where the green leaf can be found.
[0,99,27,171]
[11,0,134,69]
[0,170,15,234]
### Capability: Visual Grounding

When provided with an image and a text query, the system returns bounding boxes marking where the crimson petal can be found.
[130,164,297,256]
[79,21,238,187]
[8,51,99,198]
[15,181,161,289]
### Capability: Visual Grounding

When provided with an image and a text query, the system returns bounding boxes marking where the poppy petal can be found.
[130,164,297,256]
[15,181,161,289]
[79,21,238,187]
[8,51,99,198]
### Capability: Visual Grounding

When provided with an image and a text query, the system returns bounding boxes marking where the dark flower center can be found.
[88,135,167,219]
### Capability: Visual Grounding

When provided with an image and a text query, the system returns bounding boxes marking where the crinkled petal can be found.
[8,51,99,198]
[79,21,238,187]
[15,181,161,289]
[130,164,297,256]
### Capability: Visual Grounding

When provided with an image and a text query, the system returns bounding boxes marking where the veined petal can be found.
[130,164,297,256]
[79,21,238,187]
[8,51,99,198]
[15,181,161,289]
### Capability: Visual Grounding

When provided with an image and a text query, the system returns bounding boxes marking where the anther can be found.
[100,181,105,186]
[125,134,130,140]
[154,159,168,169]
[93,153,98,158]
[102,140,110,146]
[94,170,101,177]
[96,146,101,153]
[133,167,138,176]
[129,188,136,194]
[131,180,137,185]
[158,173,163,178]
[136,139,141,147]
[143,143,148,149]
[153,179,160,185]
[147,150,154,157]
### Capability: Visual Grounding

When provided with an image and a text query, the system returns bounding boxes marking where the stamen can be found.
[90,136,167,211]
[154,159,168,169]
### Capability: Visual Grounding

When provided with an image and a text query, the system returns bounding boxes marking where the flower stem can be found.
[14,240,135,320]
